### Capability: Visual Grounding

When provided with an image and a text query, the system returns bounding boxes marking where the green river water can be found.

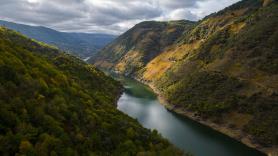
[116,77,265,156]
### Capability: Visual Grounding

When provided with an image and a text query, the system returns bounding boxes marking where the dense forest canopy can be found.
[0,27,185,156]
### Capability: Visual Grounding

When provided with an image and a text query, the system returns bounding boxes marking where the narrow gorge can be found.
[91,0,278,155]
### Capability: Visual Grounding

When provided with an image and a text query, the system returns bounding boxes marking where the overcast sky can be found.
[0,0,240,35]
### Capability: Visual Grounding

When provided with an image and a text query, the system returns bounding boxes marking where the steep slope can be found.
[140,0,278,154]
[90,20,195,75]
[0,27,184,156]
[0,20,116,59]
[91,0,278,154]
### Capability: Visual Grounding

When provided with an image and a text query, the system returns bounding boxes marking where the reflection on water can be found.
[117,78,265,156]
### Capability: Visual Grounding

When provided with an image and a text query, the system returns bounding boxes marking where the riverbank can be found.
[134,77,277,156]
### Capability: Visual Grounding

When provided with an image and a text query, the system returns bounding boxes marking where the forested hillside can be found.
[0,20,116,59]
[90,20,195,75]
[0,27,184,156]
[91,0,278,154]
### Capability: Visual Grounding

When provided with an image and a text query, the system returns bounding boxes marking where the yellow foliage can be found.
[230,22,246,34]
[143,41,201,81]
[19,140,34,154]
[262,0,273,7]
[193,8,248,40]
[37,94,45,100]
[167,28,177,33]
[115,61,127,73]
[115,50,143,73]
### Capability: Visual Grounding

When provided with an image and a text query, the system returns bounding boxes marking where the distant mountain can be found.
[0,20,116,59]
[90,20,195,75]
[0,27,184,155]
[91,0,278,155]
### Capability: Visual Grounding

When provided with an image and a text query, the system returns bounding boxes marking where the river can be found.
[116,77,265,156]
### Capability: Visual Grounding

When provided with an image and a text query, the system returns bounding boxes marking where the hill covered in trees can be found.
[0,20,116,59]
[91,0,278,155]
[90,20,195,75]
[0,27,185,155]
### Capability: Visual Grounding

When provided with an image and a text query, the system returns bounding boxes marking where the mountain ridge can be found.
[0,20,116,59]
[90,20,196,75]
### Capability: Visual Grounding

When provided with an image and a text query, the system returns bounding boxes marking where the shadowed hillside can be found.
[0,27,185,156]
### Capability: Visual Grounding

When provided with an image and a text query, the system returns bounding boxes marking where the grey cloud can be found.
[0,0,240,34]
[159,0,202,9]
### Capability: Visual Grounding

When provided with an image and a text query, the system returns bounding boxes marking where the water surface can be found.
[117,78,265,156]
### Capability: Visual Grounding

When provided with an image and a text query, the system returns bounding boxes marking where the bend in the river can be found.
[116,77,265,156]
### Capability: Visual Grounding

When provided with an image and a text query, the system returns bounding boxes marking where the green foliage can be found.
[239,94,278,145]
[213,0,262,17]
[0,27,183,155]
[160,1,278,146]
[165,71,243,116]
[197,1,278,74]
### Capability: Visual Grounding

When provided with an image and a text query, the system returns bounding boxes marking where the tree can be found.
[19,140,35,156]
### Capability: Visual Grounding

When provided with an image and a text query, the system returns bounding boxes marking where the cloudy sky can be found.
[0,0,240,34]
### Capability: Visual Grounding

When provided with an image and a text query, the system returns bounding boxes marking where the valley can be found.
[0,0,277,155]
[91,0,278,155]
[0,27,184,155]
[117,77,265,156]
